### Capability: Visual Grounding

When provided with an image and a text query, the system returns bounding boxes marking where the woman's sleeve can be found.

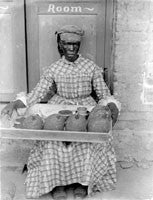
[16,68,54,107]
[92,65,111,100]
[92,65,121,112]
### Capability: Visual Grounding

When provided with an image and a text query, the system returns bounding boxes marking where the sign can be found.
[37,3,98,14]
[47,4,94,13]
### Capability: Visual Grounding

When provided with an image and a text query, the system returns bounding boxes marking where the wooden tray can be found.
[0,104,112,143]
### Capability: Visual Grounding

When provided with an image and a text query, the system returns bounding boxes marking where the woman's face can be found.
[59,40,80,62]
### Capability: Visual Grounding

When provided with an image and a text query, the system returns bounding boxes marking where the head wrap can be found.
[55,25,84,42]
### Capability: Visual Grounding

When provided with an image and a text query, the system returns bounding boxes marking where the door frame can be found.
[25,0,114,94]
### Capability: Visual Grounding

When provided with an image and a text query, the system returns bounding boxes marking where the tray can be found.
[0,104,112,143]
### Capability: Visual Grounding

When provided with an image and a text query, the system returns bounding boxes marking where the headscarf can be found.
[55,25,84,42]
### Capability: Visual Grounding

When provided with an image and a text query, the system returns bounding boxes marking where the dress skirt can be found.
[25,138,116,198]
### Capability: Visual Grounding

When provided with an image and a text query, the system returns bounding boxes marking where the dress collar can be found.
[62,54,83,65]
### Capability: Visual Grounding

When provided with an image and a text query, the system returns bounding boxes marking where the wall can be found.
[113,0,153,168]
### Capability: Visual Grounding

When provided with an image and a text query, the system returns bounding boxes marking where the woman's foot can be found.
[73,184,87,199]
[51,186,67,200]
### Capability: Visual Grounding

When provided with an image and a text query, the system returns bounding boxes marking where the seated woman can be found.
[1,25,120,200]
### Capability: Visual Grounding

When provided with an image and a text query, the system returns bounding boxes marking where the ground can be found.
[1,163,153,200]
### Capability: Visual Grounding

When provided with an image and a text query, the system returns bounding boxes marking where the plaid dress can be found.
[24,55,117,198]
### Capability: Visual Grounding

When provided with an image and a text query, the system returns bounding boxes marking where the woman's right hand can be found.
[1,100,25,117]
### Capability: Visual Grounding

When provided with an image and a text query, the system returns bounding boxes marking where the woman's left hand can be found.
[107,102,119,126]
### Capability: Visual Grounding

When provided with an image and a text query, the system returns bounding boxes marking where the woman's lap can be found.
[25,141,116,198]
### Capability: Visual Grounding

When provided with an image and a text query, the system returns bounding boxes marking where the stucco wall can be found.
[113,0,153,166]
[113,0,153,112]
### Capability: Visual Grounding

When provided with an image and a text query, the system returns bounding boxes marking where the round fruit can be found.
[87,117,111,133]
[44,114,65,130]
[65,114,87,132]
[21,115,43,130]
[88,105,111,122]
[87,105,111,133]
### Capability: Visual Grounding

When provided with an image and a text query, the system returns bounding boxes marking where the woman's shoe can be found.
[51,186,67,200]
[73,184,87,199]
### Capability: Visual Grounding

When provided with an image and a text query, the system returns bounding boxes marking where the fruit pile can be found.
[14,105,112,133]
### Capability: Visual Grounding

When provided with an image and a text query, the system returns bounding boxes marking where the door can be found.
[0,0,27,102]
[25,0,114,93]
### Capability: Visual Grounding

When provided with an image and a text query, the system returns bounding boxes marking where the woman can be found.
[2,25,120,200]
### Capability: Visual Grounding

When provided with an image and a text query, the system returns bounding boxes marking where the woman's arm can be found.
[92,65,121,126]
[92,65,111,100]
[1,68,54,117]
[18,68,54,107]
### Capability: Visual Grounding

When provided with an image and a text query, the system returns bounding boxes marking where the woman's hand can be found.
[1,100,25,117]
[107,102,119,126]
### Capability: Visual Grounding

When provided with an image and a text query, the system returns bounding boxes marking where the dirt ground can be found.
[1,163,153,200]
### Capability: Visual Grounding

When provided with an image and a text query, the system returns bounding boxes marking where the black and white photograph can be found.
[0,0,153,200]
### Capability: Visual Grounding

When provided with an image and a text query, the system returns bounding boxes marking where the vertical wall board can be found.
[104,0,114,94]
[0,0,27,102]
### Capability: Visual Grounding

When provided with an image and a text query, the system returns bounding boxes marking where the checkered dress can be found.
[26,55,111,106]
[24,55,117,198]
